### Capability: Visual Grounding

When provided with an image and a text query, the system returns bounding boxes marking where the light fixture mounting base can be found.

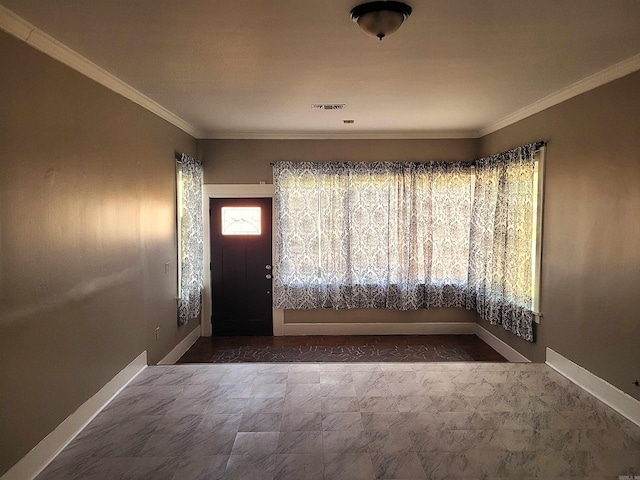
[350,1,412,21]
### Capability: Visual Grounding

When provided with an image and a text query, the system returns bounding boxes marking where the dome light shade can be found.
[350,1,412,41]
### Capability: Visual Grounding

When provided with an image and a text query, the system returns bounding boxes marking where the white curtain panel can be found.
[468,144,537,341]
[178,153,203,325]
[273,161,473,311]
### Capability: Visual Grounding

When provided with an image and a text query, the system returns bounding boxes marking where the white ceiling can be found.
[2,0,640,138]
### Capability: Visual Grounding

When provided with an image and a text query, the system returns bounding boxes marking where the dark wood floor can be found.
[177,334,507,363]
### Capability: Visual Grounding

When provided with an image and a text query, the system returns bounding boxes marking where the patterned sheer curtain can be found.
[177,153,203,325]
[467,144,538,341]
[273,161,472,310]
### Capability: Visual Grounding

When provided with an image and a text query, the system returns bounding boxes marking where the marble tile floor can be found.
[36,362,640,480]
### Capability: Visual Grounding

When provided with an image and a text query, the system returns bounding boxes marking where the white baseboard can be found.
[282,321,476,336]
[275,320,533,364]
[2,351,147,480]
[546,348,640,427]
[158,326,201,365]
[474,325,531,363]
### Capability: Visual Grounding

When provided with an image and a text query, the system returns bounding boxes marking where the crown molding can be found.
[198,130,481,140]
[0,5,200,138]
[481,53,640,137]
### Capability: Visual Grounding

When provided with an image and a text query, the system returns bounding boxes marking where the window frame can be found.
[531,146,546,323]
[176,161,183,300]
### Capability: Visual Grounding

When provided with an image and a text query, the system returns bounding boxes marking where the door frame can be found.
[201,184,284,337]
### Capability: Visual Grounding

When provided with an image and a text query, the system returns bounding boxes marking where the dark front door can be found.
[210,197,273,336]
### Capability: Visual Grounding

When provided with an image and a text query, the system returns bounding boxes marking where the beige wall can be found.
[199,138,479,184]
[199,137,479,326]
[0,31,197,474]
[479,70,640,400]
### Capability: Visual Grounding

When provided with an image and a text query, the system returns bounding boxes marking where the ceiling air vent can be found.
[312,103,346,110]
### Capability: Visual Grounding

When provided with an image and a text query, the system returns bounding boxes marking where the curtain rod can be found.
[474,140,547,161]
[176,153,203,164]
[269,141,546,167]
[533,140,547,150]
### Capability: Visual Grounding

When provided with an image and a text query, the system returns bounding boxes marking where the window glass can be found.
[222,207,261,235]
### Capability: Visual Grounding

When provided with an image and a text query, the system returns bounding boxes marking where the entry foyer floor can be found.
[177,334,507,363]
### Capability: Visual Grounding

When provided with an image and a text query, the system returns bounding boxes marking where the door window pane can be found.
[222,207,261,235]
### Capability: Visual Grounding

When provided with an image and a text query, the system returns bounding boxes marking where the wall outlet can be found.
[155,327,160,341]
[164,262,170,274]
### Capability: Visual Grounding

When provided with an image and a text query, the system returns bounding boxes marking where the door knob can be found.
[265,265,272,270]
[265,274,272,279]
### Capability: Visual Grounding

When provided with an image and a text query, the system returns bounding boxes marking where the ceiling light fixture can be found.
[350,1,412,41]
